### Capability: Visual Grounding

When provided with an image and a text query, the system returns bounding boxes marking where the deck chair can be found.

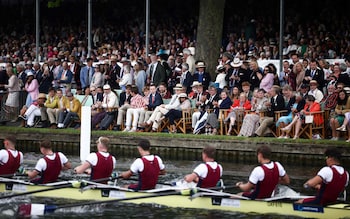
[174,109,193,134]
[297,111,325,139]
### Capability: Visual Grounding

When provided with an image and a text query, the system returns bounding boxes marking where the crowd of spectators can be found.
[1,1,350,141]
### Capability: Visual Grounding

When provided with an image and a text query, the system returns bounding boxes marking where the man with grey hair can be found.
[338,62,350,87]
[16,63,26,89]
[183,48,196,74]
[148,53,166,87]
[179,62,193,94]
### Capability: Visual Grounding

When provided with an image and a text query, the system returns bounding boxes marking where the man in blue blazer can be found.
[56,61,73,93]
[80,58,95,90]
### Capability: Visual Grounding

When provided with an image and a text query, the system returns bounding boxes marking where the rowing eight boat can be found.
[0,178,349,218]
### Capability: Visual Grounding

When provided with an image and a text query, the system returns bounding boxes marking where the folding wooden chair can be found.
[297,111,325,139]
[174,109,193,134]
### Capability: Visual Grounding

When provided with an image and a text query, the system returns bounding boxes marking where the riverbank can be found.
[1,126,349,168]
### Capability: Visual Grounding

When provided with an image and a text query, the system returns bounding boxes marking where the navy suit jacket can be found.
[193,71,211,90]
[182,71,194,94]
[119,92,131,107]
[148,92,163,110]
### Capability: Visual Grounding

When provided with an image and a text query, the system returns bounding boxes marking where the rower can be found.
[120,139,165,191]
[27,140,71,184]
[0,135,23,175]
[74,136,116,183]
[184,145,223,188]
[297,147,349,206]
[236,145,290,199]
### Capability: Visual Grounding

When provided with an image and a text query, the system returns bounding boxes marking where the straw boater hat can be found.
[196,62,206,68]
[173,84,183,90]
[230,58,242,68]
[37,93,47,100]
[178,93,188,98]
[191,81,202,87]
[120,57,130,63]
[26,72,34,77]
[216,65,225,73]
[310,80,318,85]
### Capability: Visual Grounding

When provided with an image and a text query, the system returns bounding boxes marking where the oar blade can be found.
[18,203,56,217]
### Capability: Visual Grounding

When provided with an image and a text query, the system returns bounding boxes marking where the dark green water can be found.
[0,154,331,218]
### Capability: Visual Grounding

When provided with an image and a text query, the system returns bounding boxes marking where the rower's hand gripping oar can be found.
[18,189,197,217]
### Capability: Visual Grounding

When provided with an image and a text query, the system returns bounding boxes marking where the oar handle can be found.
[0,173,28,178]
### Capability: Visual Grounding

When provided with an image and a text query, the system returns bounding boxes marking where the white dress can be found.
[4,75,20,107]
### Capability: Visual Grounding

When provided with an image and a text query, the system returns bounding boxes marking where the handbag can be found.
[305,115,314,124]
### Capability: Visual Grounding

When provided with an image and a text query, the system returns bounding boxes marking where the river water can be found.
[0,153,328,218]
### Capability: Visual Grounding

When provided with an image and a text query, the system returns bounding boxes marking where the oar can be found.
[0,173,28,178]
[0,181,81,200]
[18,189,194,217]
[0,176,122,200]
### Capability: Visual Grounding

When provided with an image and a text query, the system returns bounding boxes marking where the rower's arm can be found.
[159,169,166,175]
[279,173,290,185]
[27,169,40,179]
[236,181,254,192]
[184,172,199,183]
[74,161,91,174]
[304,175,322,189]
[62,161,72,170]
[121,170,133,179]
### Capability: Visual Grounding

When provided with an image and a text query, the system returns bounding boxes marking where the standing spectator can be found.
[214,65,227,91]
[182,48,196,74]
[90,64,104,89]
[303,59,324,91]
[148,53,167,87]
[105,56,121,90]
[0,66,20,122]
[294,62,305,90]
[179,62,194,94]
[279,61,291,88]
[118,64,133,91]
[134,61,146,94]
[56,61,73,94]
[37,65,54,94]
[16,64,26,89]
[249,60,263,91]
[193,61,211,91]
[24,72,39,107]
[259,65,275,93]
[80,57,95,91]
[69,56,82,90]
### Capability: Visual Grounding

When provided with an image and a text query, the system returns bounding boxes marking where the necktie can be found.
[152,95,155,103]
[311,70,315,78]
[150,64,154,81]
[87,67,90,85]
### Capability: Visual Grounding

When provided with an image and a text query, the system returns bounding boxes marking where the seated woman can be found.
[165,93,191,133]
[204,90,232,135]
[225,92,251,135]
[329,89,350,140]
[281,95,323,139]
[238,89,268,137]
[277,86,306,138]
[336,111,350,142]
